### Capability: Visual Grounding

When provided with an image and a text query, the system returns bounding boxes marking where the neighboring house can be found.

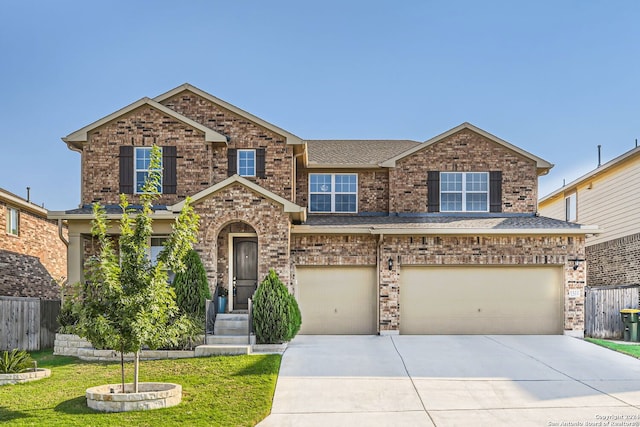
[0,188,67,299]
[539,146,640,288]
[49,83,595,337]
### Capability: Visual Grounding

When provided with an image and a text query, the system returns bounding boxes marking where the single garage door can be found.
[296,266,377,334]
[400,266,563,335]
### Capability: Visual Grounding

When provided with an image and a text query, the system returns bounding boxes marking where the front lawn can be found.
[586,338,640,359]
[0,350,280,427]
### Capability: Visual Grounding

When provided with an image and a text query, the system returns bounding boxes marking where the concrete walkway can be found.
[257,335,640,426]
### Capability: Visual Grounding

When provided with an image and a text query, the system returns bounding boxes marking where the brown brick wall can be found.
[389,129,539,214]
[0,202,67,282]
[586,232,640,286]
[159,91,295,202]
[82,105,211,206]
[296,169,389,213]
[194,183,292,295]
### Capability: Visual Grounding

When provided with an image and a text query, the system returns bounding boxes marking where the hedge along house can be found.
[49,83,597,337]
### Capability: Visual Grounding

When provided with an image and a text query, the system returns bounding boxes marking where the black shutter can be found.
[427,171,440,212]
[162,146,177,194]
[489,171,502,213]
[119,146,134,194]
[228,148,237,176]
[256,148,266,178]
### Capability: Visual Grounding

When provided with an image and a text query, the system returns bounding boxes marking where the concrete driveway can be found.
[258,335,640,427]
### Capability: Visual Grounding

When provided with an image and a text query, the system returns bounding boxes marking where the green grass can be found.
[586,338,640,359]
[0,350,281,427]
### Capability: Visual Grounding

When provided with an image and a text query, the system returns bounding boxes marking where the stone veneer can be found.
[388,129,539,214]
[291,233,586,334]
[586,232,640,287]
[86,382,181,412]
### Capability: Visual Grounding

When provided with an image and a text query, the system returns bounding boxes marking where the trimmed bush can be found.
[0,349,33,374]
[252,269,302,344]
[172,250,211,318]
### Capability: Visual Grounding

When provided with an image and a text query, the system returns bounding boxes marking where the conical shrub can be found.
[252,269,301,344]
[172,250,211,318]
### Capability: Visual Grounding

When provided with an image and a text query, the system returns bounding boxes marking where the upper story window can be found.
[6,207,19,236]
[440,172,489,212]
[238,149,256,177]
[565,193,577,222]
[309,173,357,213]
[135,147,162,194]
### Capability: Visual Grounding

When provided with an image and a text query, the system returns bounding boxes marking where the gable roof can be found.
[170,175,306,222]
[305,139,421,168]
[154,83,304,145]
[540,145,640,203]
[62,97,228,151]
[380,122,554,175]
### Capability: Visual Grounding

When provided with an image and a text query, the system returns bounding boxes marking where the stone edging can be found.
[86,382,182,412]
[0,368,51,385]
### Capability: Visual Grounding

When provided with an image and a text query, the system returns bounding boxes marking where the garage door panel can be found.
[297,266,376,335]
[400,266,563,335]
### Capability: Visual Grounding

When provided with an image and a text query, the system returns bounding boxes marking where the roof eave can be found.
[291,225,600,235]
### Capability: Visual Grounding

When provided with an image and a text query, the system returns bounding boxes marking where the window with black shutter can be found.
[427,171,440,212]
[162,146,177,194]
[489,171,502,213]
[119,146,134,194]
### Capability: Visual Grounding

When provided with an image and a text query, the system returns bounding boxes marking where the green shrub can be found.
[252,269,301,344]
[57,298,80,334]
[0,349,33,374]
[172,250,211,318]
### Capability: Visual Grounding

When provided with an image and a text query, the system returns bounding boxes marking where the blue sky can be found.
[1,1,638,211]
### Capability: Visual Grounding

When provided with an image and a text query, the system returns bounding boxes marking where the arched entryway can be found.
[217,221,258,312]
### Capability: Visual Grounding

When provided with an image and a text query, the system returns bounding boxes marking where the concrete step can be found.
[214,326,248,336]
[216,313,249,321]
[206,335,256,345]
[195,345,251,356]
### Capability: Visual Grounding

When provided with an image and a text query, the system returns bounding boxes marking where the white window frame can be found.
[6,207,19,236]
[134,147,163,194]
[308,173,358,213]
[237,149,256,177]
[565,193,577,222]
[440,172,489,212]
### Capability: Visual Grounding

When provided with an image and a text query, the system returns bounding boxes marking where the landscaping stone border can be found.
[86,382,181,412]
[0,369,51,385]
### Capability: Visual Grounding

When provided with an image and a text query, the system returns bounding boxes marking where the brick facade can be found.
[0,201,67,283]
[388,129,538,214]
[586,232,640,286]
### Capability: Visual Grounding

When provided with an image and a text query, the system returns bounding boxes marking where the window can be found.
[238,149,256,177]
[440,172,489,212]
[565,193,577,222]
[135,147,162,193]
[6,207,19,236]
[150,237,175,282]
[309,174,357,213]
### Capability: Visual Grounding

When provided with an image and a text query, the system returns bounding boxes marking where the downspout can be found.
[58,219,69,248]
[376,232,383,335]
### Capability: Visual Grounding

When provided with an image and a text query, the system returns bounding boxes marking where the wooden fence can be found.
[0,296,60,351]
[585,284,640,339]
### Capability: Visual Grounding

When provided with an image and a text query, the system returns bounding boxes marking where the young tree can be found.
[77,145,199,393]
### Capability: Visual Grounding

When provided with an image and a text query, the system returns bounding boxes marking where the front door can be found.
[233,237,258,310]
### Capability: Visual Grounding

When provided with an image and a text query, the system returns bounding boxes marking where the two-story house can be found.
[49,84,595,337]
[539,145,640,288]
[1,187,67,299]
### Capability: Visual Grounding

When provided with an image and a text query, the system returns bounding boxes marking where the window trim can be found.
[565,193,577,222]
[6,206,19,236]
[134,147,163,194]
[308,173,358,213]
[237,149,257,177]
[439,172,490,212]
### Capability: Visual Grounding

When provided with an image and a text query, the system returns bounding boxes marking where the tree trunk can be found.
[120,344,125,392]
[134,350,139,393]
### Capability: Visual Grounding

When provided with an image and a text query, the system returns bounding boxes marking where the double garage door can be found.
[296,265,563,335]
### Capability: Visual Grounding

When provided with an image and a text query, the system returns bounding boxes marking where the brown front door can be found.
[233,237,258,310]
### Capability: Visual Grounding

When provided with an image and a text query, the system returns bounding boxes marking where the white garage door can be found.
[400,266,563,335]
[296,266,377,334]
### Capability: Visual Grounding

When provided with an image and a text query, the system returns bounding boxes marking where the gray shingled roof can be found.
[303,214,583,230]
[64,205,168,215]
[305,140,421,166]
[0,250,59,300]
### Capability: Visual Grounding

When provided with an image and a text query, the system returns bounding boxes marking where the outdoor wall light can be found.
[388,257,394,271]
[568,257,585,270]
